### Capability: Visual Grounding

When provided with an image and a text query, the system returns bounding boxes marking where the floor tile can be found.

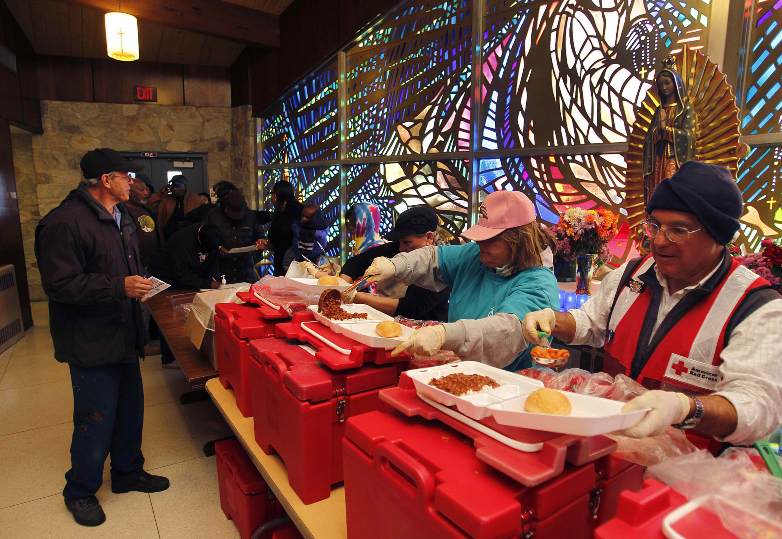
[0,380,73,436]
[0,350,68,390]
[0,422,74,508]
[141,400,232,472]
[0,489,158,539]
[149,456,238,539]
[0,348,11,385]
[7,327,55,358]
[31,301,49,327]
[139,358,192,408]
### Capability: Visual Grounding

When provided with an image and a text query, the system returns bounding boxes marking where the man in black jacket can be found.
[35,148,170,527]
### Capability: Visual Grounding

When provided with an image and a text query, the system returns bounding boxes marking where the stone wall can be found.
[13,100,256,301]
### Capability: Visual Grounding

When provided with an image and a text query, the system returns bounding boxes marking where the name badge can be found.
[627,278,645,293]
[663,353,721,392]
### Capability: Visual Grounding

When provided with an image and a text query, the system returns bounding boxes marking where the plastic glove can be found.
[300,261,321,277]
[342,287,358,304]
[522,308,556,345]
[620,390,691,438]
[391,325,446,357]
[365,256,397,282]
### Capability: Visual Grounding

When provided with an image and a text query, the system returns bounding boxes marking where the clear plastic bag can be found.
[250,277,320,315]
[648,449,782,537]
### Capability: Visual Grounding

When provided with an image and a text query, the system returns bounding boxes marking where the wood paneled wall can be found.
[35,56,231,107]
[0,0,41,132]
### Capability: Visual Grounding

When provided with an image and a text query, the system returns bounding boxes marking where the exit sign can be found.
[134,85,157,102]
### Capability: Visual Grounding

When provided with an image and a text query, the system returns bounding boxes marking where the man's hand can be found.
[522,308,556,345]
[124,276,153,299]
[391,325,446,357]
[342,287,358,304]
[620,390,691,438]
[365,257,397,282]
[255,238,268,251]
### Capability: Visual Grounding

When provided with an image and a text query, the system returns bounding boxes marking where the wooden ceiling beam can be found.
[64,0,279,47]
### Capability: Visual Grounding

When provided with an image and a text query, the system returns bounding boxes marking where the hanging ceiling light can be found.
[105,12,139,62]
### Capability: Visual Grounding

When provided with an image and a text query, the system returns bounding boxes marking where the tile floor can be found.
[0,302,239,538]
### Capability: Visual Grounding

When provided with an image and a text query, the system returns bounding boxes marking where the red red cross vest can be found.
[602,255,771,395]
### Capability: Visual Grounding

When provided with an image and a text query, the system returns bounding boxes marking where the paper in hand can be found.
[141,277,171,302]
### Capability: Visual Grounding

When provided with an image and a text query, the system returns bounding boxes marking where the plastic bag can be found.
[250,277,320,315]
[608,428,697,467]
[606,374,646,402]
[648,449,782,537]
[547,368,591,392]
[408,351,460,369]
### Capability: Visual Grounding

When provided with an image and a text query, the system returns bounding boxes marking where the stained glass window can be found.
[345,0,472,159]
[737,145,782,251]
[740,1,782,134]
[260,61,339,165]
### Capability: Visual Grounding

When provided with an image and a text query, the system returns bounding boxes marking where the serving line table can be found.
[146,289,217,396]
[206,378,347,539]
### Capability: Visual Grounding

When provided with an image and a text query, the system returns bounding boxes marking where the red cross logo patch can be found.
[671,360,689,376]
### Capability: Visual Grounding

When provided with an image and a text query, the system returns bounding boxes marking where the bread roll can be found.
[523,388,572,416]
[318,275,340,286]
[375,321,402,338]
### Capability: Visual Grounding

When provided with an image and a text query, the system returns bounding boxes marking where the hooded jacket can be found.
[35,186,146,366]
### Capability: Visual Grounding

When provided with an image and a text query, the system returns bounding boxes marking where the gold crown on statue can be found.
[661,56,676,70]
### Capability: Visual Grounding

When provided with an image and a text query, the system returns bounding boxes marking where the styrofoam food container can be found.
[337,321,415,350]
[283,276,351,294]
[307,304,391,327]
[487,392,647,437]
[406,361,647,436]
[406,362,544,420]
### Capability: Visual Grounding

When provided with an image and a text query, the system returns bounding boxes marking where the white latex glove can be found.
[300,261,320,277]
[620,390,692,438]
[365,256,397,282]
[522,308,556,345]
[391,325,446,357]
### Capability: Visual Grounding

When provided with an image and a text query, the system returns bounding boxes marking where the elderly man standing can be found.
[524,161,782,447]
[35,148,170,527]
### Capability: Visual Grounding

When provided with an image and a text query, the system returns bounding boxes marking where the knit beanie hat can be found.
[646,161,743,245]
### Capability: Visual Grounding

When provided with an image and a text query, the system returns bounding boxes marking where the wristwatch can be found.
[675,397,704,430]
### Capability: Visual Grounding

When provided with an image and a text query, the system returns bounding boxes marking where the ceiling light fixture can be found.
[105,11,139,61]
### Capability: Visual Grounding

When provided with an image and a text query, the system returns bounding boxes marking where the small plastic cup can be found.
[530,345,570,371]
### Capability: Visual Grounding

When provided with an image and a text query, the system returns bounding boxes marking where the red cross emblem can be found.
[671,360,689,376]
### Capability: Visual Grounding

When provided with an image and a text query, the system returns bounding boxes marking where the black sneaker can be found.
[111,471,170,494]
[64,496,106,527]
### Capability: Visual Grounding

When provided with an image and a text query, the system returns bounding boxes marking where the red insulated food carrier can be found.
[215,438,285,539]
[248,325,406,504]
[215,300,289,416]
[342,375,644,539]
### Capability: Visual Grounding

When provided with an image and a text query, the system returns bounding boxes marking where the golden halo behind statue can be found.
[624,45,746,238]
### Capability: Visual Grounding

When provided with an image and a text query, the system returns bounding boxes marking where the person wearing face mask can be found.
[366,191,559,369]
[524,161,782,447]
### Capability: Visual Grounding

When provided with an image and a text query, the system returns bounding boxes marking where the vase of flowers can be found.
[551,207,620,294]
[734,238,782,290]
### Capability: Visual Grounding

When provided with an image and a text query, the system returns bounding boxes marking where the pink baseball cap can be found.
[462,191,537,242]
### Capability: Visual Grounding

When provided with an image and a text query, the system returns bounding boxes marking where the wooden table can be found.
[206,378,347,539]
[146,289,217,390]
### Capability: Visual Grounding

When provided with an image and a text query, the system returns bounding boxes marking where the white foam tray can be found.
[406,361,647,437]
[306,304,413,349]
[283,276,351,295]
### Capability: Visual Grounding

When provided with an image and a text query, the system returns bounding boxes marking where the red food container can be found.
[343,409,599,539]
[215,438,284,539]
[274,311,408,370]
[249,337,403,504]
[594,454,645,525]
[215,302,289,416]
[594,479,741,539]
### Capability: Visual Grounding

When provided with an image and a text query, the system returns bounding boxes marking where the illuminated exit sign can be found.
[134,85,157,102]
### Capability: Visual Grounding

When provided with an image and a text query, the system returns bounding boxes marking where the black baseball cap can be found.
[387,205,438,241]
[80,148,142,179]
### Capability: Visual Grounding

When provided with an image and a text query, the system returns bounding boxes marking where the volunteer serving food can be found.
[367,190,560,370]
[524,161,782,445]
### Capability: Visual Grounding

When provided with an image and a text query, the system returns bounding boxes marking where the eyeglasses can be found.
[642,220,702,243]
[109,172,135,183]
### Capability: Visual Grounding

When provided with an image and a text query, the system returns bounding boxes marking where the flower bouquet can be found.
[551,207,620,294]
[734,238,782,290]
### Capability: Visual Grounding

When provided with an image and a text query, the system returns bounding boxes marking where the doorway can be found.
[120,152,208,197]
